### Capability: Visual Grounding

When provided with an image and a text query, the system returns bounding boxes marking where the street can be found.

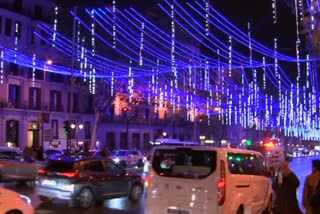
[290,156,318,211]
[0,156,316,214]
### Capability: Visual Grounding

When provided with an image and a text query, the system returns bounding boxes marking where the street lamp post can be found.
[77,123,83,146]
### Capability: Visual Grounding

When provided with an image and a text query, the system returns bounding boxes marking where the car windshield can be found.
[152,148,217,179]
[0,151,22,160]
[113,151,127,156]
[46,161,77,172]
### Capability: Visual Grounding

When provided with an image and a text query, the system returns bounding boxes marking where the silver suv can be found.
[110,150,144,168]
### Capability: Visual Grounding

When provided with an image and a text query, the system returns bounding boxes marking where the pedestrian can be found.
[37,146,44,161]
[303,159,320,214]
[273,157,302,214]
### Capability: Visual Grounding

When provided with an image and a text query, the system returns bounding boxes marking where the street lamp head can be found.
[78,124,84,130]
[162,132,167,137]
[46,59,53,65]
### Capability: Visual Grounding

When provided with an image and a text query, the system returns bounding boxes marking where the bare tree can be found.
[90,79,122,149]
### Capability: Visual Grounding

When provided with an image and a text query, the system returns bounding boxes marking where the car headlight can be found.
[20,194,32,206]
[113,158,120,163]
[60,184,74,192]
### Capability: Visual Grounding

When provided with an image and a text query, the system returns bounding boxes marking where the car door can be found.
[17,154,42,180]
[102,161,128,197]
[0,152,17,180]
[249,155,271,213]
[83,160,107,198]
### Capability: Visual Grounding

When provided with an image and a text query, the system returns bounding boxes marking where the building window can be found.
[40,30,46,45]
[86,94,94,114]
[8,84,20,107]
[13,0,23,13]
[31,26,35,44]
[34,5,42,19]
[84,121,91,139]
[50,90,62,112]
[52,120,59,139]
[28,68,43,80]
[49,73,64,83]
[6,120,19,147]
[0,16,2,34]
[14,21,22,39]
[29,87,41,109]
[8,63,19,76]
[5,18,12,36]
[68,93,79,113]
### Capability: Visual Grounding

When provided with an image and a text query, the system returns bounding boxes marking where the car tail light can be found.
[38,168,47,176]
[217,160,226,206]
[269,167,275,177]
[58,171,79,178]
[145,174,152,188]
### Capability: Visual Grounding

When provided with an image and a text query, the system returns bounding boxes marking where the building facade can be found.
[0,0,95,150]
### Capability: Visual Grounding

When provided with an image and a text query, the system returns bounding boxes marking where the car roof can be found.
[50,154,110,163]
[152,146,262,156]
[0,147,21,152]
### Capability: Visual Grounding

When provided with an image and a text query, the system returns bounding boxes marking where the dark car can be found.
[44,149,63,160]
[35,156,144,208]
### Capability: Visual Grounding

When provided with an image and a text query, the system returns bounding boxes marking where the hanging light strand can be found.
[272,0,277,24]
[112,0,117,48]
[205,0,210,36]
[32,54,36,87]
[0,50,3,84]
[262,57,266,90]
[139,22,145,66]
[228,36,232,77]
[14,22,19,63]
[53,6,58,47]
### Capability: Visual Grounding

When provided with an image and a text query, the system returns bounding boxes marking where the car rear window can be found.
[152,148,216,179]
[227,153,266,176]
[113,151,127,156]
[46,161,77,172]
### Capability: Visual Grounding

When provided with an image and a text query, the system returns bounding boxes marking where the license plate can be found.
[167,209,190,214]
[42,179,56,186]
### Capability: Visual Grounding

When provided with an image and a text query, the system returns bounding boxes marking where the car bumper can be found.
[36,186,74,200]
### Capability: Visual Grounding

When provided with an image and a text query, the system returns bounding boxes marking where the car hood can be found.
[110,155,125,159]
[0,187,20,198]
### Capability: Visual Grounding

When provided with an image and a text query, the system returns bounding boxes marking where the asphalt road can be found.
[2,156,319,214]
[3,182,146,214]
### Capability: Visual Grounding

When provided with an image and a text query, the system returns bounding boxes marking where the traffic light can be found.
[246,140,252,146]
[63,121,70,135]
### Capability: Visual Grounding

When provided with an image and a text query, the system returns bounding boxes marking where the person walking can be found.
[273,158,302,214]
[303,159,320,214]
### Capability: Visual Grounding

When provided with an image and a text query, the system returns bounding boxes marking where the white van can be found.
[146,146,272,214]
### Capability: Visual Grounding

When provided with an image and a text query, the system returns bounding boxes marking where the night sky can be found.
[54,0,298,58]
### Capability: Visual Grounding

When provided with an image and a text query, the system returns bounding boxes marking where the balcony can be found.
[50,104,64,112]
[0,3,53,23]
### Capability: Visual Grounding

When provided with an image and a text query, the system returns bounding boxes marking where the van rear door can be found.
[150,148,218,213]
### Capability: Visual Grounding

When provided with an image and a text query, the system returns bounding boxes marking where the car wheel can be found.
[137,159,144,168]
[236,206,244,214]
[262,198,273,214]
[0,171,3,182]
[39,195,53,203]
[129,183,143,202]
[77,188,94,209]
[5,211,22,214]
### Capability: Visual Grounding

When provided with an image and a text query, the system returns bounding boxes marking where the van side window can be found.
[227,153,266,176]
